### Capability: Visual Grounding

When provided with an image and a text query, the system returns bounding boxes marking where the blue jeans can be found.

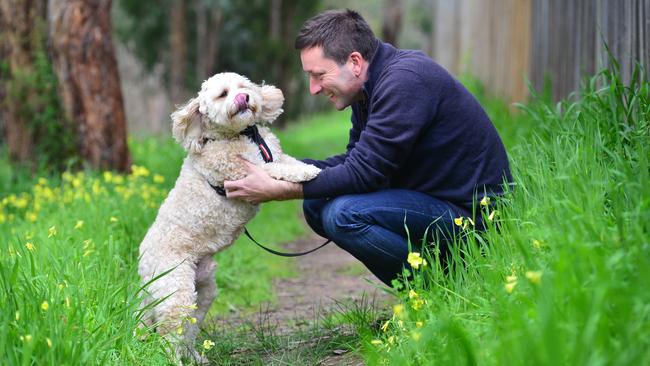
[303,189,470,286]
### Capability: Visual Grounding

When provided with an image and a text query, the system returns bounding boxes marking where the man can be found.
[224,9,512,286]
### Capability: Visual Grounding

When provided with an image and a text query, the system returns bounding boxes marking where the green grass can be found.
[361,67,650,365]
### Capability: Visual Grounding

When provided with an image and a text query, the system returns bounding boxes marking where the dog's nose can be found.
[234,93,249,111]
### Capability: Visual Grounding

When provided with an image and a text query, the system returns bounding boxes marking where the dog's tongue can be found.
[234,93,248,112]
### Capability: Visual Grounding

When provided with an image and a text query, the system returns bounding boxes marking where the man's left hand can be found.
[223,158,303,203]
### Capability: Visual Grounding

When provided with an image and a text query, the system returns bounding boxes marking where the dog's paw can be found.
[301,164,321,181]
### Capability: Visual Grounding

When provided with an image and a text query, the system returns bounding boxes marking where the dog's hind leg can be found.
[194,255,217,326]
[144,256,198,335]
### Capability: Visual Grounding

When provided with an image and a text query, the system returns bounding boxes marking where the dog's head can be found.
[171,72,284,153]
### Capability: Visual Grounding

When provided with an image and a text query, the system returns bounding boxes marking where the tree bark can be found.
[195,0,222,82]
[382,0,403,46]
[0,0,47,163]
[49,0,131,172]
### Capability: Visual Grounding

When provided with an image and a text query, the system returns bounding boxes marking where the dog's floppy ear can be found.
[171,97,203,153]
[259,85,284,123]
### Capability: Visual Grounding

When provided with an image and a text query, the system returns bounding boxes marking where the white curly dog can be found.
[138,72,320,361]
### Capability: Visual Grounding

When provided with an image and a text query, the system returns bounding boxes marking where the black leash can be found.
[243,228,331,257]
[209,125,331,257]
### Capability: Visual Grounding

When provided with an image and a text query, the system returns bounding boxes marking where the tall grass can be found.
[362,66,649,365]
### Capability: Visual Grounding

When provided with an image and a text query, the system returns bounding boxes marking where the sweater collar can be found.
[362,41,397,101]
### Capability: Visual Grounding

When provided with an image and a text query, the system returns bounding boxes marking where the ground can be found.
[207,234,392,365]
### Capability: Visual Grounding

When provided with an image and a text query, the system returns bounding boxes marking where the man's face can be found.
[300,46,364,110]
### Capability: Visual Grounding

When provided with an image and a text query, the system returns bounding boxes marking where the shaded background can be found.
[1,0,648,171]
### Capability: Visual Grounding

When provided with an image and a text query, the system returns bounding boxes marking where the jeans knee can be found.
[303,199,329,237]
[321,197,363,238]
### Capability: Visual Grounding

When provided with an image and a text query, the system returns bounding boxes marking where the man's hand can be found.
[224,158,303,204]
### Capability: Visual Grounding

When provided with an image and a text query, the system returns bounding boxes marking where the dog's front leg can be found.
[261,155,321,183]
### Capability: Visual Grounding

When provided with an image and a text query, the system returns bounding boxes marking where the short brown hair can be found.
[295,9,378,65]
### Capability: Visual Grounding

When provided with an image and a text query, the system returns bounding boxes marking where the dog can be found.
[137,72,320,362]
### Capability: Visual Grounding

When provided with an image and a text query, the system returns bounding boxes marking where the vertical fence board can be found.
[426,0,648,103]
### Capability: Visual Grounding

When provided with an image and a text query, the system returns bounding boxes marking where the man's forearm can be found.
[271,180,304,201]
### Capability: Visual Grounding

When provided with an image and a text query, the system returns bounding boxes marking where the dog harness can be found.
[209,125,272,196]
[208,124,331,257]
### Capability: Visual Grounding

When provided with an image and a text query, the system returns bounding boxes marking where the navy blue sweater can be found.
[301,41,512,212]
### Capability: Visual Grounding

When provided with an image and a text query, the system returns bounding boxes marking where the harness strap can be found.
[240,125,273,163]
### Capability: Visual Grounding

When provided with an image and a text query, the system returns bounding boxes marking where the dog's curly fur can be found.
[138,72,320,361]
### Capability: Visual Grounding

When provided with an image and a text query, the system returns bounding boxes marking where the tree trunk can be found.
[195,0,222,82]
[382,0,403,46]
[0,0,47,164]
[49,0,131,172]
[169,0,186,104]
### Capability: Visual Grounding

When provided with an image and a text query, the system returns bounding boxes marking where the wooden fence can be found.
[427,0,650,102]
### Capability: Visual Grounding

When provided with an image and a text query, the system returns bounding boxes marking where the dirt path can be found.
[210,233,392,365]
[217,233,391,329]
[266,234,389,328]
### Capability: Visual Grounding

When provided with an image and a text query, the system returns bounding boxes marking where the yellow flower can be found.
[454,217,463,226]
[41,301,49,311]
[407,252,427,269]
[26,212,38,222]
[38,177,48,186]
[525,270,543,285]
[109,217,118,222]
[488,210,498,221]
[381,320,390,332]
[408,289,418,299]
[411,331,422,341]
[46,338,52,348]
[131,165,150,178]
[74,220,84,230]
[20,334,32,343]
[393,304,405,317]
[202,339,215,350]
[189,317,197,324]
[387,335,395,345]
[153,174,165,184]
[103,171,114,183]
[370,339,383,346]
[411,298,425,311]
[416,321,424,328]
[532,239,542,249]
[25,242,35,251]
[48,226,57,238]
[15,311,20,321]
[480,196,490,206]
[506,274,517,283]
[505,281,517,294]
[176,327,183,335]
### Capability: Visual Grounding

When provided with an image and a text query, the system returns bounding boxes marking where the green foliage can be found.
[114,0,322,120]
[2,21,77,171]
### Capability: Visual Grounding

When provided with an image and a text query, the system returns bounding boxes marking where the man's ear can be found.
[259,85,284,123]
[171,97,203,153]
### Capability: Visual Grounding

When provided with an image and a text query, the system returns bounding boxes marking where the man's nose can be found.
[309,79,322,95]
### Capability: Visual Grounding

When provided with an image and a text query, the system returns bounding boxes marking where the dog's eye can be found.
[219,90,228,98]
